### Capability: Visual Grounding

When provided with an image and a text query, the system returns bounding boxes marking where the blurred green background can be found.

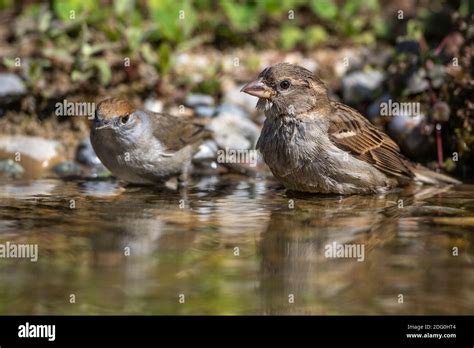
[0,0,472,175]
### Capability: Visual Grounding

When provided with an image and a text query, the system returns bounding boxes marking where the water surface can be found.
[0,176,473,314]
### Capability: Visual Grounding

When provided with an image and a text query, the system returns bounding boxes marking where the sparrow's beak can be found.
[240,79,274,99]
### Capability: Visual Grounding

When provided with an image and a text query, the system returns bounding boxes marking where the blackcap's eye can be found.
[279,80,291,89]
[120,115,130,124]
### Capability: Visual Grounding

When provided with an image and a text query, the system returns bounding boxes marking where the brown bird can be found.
[90,98,207,185]
[241,63,460,194]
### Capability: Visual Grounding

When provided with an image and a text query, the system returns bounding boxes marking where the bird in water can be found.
[241,63,461,194]
[90,98,207,185]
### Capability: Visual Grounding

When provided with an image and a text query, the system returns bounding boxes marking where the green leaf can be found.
[221,0,260,32]
[38,10,52,32]
[310,0,337,20]
[92,59,112,85]
[53,0,96,21]
[158,42,172,75]
[305,25,329,47]
[148,0,196,43]
[280,25,303,50]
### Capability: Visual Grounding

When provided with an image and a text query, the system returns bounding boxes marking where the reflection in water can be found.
[0,177,473,314]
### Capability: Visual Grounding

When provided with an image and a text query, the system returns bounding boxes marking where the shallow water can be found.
[0,176,473,315]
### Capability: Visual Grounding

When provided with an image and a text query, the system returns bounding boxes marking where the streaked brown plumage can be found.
[242,63,460,194]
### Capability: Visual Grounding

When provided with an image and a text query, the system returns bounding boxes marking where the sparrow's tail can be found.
[410,163,462,185]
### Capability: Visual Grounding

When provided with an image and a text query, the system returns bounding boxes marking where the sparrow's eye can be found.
[120,115,130,124]
[279,80,291,89]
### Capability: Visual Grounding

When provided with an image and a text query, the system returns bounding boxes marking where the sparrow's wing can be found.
[328,102,414,179]
[151,112,208,153]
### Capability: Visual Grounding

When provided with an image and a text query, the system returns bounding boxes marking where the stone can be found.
[0,159,24,178]
[0,73,26,99]
[209,113,260,150]
[223,85,259,114]
[144,98,163,113]
[0,136,61,165]
[53,160,82,178]
[0,136,63,179]
[194,105,215,118]
[185,94,214,108]
[75,138,103,167]
[342,70,385,103]
[193,140,218,160]
[215,103,249,119]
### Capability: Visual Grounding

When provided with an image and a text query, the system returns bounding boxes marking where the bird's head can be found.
[241,63,329,117]
[92,98,151,146]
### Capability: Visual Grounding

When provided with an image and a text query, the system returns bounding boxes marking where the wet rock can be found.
[209,113,260,150]
[75,138,102,167]
[0,136,63,179]
[0,159,24,178]
[342,70,385,103]
[0,73,26,99]
[194,105,215,118]
[75,138,110,179]
[223,85,258,114]
[144,98,163,113]
[86,166,112,179]
[185,94,214,108]
[0,136,62,165]
[53,161,82,178]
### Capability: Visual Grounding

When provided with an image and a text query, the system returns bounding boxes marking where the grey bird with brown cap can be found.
[91,98,207,185]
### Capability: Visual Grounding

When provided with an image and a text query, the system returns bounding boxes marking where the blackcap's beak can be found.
[240,79,274,99]
[94,112,113,130]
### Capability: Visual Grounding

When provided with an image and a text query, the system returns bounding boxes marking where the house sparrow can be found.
[241,63,460,194]
[90,98,207,185]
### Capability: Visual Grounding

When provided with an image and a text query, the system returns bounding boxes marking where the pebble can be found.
[0,73,26,99]
[223,85,258,114]
[215,103,249,119]
[144,98,164,113]
[185,94,214,108]
[193,140,219,160]
[75,138,103,167]
[0,159,24,178]
[194,105,215,118]
[367,94,393,122]
[0,136,61,166]
[209,113,260,150]
[342,70,385,103]
[53,160,82,178]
